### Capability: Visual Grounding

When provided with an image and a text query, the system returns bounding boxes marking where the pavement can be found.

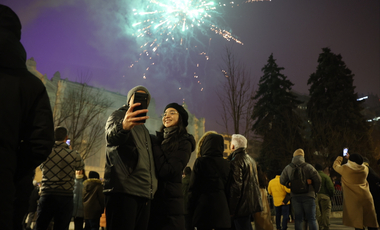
[265,218,350,230]
[67,217,351,230]
[251,211,351,230]
[249,211,350,230]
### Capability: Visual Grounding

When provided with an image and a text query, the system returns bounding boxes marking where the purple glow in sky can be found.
[3,0,380,133]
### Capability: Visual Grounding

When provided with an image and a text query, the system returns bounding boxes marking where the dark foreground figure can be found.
[0,4,55,230]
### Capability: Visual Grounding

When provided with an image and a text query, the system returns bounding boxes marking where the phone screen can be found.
[133,92,148,123]
[343,148,348,156]
[66,139,71,146]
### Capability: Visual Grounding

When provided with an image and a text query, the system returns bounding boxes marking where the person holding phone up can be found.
[148,103,195,230]
[103,85,158,230]
[333,152,378,230]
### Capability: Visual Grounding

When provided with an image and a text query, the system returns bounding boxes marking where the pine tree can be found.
[252,54,304,178]
[307,47,373,163]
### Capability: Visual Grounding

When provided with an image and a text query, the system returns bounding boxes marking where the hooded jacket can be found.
[0,4,54,181]
[333,156,378,229]
[268,175,291,207]
[103,89,157,199]
[280,155,321,198]
[188,133,231,229]
[83,178,105,220]
[227,148,263,217]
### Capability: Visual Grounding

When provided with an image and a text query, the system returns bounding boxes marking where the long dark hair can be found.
[82,168,88,180]
[159,113,188,152]
[257,164,268,189]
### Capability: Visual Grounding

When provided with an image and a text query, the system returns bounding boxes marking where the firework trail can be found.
[128,0,268,91]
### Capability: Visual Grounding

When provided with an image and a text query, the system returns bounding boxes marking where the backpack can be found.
[289,162,308,194]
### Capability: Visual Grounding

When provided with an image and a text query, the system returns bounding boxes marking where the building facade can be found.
[27,58,205,179]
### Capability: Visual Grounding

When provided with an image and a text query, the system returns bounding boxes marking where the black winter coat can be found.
[188,133,231,229]
[227,148,263,217]
[366,165,380,225]
[148,132,195,230]
[0,5,55,181]
[27,185,40,213]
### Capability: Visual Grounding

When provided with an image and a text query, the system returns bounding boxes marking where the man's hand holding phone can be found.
[122,102,149,130]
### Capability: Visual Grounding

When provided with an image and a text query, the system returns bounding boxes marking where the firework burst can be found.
[128,0,267,91]
[132,0,242,43]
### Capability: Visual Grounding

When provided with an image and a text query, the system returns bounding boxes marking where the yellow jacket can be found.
[268,175,291,207]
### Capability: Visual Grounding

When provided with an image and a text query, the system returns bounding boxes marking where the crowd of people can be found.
[2,3,380,230]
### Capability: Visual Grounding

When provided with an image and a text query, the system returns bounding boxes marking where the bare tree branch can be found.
[52,72,113,160]
[216,46,256,138]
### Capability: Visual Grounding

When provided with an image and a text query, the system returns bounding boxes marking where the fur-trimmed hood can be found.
[84,178,103,192]
[84,178,102,185]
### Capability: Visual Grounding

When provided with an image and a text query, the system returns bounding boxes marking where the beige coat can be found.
[254,188,273,230]
[333,156,378,229]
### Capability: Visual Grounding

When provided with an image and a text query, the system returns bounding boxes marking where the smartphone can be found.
[66,138,71,146]
[133,92,148,123]
[343,148,348,156]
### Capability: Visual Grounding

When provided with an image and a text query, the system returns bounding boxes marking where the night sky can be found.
[3,0,380,133]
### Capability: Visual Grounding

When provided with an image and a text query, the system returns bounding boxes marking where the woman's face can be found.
[162,108,179,128]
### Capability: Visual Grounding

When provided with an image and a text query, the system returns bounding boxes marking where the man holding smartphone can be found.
[103,85,157,230]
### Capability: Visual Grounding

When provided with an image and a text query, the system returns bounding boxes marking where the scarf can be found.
[162,126,178,145]
[76,174,83,179]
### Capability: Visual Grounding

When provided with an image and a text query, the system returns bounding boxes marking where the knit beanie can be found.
[164,103,189,127]
[293,148,305,157]
[349,153,363,165]
[127,85,151,105]
[88,171,100,179]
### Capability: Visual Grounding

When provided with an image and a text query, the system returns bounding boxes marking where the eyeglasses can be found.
[161,111,178,117]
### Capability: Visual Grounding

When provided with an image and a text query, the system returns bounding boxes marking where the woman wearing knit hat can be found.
[333,153,378,230]
[148,103,196,230]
